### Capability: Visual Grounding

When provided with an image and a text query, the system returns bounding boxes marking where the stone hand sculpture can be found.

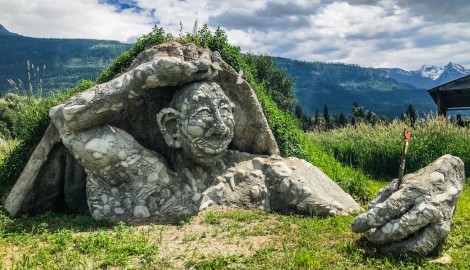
[45,42,360,221]
[351,155,465,255]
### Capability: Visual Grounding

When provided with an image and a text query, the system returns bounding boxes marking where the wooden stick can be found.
[397,128,410,189]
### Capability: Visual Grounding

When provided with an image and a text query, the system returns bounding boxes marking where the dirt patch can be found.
[1,209,296,269]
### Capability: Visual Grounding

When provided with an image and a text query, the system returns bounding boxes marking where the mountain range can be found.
[274,57,435,118]
[2,24,468,118]
[379,62,470,89]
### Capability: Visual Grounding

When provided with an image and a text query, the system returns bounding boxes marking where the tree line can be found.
[294,102,424,132]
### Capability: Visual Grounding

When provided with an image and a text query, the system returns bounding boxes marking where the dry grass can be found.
[0,209,292,269]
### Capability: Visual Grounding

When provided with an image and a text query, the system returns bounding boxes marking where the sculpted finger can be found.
[378,222,450,255]
[363,202,441,244]
[351,185,431,233]
[368,180,399,209]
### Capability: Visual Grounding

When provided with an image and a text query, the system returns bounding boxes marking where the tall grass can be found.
[309,113,470,179]
[7,61,46,99]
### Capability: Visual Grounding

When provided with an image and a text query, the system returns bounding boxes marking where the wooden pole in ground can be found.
[397,128,411,189]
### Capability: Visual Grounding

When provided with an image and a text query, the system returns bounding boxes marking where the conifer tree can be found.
[338,110,347,127]
[323,104,330,130]
[294,105,303,120]
[406,104,417,128]
[314,110,320,130]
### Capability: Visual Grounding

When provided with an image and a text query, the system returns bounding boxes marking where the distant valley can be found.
[2,24,468,118]
[274,58,436,118]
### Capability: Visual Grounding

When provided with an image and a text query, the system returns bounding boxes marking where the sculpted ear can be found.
[157,108,182,148]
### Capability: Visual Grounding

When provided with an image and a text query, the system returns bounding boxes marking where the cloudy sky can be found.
[1,0,469,70]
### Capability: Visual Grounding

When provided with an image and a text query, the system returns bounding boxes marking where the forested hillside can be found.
[0,34,131,95]
[0,24,436,119]
[274,57,435,118]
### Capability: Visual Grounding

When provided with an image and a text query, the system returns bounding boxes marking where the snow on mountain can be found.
[379,62,470,89]
[417,65,444,80]
[444,62,470,75]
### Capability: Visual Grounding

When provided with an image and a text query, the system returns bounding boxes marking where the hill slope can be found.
[0,24,19,36]
[274,57,435,118]
[0,27,132,94]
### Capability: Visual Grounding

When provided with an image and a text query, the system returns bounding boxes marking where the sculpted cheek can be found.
[187,125,204,137]
[196,119,207,128]
[226,118,235,128]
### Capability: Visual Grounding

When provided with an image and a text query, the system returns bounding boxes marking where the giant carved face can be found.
[158,81,235,167]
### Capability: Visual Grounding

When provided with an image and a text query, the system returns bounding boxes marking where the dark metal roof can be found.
[427,74,470,110]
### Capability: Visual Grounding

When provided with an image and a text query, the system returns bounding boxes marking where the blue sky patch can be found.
[98,0,145,14]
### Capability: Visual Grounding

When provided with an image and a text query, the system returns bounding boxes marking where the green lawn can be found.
[1,181,468,269]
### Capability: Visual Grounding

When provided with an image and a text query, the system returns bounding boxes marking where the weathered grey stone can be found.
[4,124,91,216]
[5,42,359,222]
[64,151,88,212]
[351,155,465,255]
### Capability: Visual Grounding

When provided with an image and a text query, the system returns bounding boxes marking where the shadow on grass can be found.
[0,210,112,235]
[350,236,431,265]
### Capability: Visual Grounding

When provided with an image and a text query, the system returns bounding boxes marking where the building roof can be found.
[427,74,470,110]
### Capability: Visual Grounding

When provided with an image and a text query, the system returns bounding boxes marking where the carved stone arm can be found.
[49,55,216,132]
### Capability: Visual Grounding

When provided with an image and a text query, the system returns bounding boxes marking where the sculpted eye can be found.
[220,105,232,116]
[195,107,211,117]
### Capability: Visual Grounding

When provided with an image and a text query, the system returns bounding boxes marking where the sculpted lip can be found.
[191,136,232,157]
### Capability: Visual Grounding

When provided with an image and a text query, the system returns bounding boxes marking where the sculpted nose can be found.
[206,118,229,137]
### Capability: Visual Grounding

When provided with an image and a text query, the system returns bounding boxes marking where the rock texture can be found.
[4,42,359,222]
[200,155,359,216]
[4,125,87,216]
[351,155,465,255]
[114,41,279,157]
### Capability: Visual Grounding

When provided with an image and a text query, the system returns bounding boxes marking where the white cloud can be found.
[0,0,469,70]
[0,0,154,41]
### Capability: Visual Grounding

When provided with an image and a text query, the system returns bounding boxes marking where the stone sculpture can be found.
[351,154,465,255]
[5,42,359,221]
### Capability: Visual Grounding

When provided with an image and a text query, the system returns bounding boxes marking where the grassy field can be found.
[1,116,469,269]
[0,181,468,269]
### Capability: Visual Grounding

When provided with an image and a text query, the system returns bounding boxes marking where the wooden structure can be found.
[428,74,470,116]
